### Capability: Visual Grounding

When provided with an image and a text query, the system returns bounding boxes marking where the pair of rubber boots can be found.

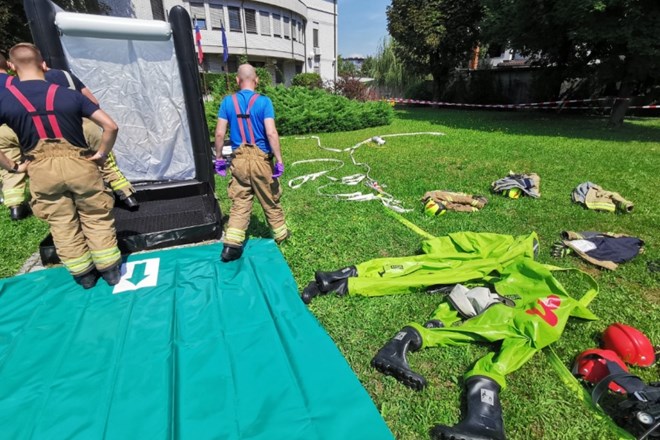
[301,265,357,304]
[74,264,122,290]
[372,325,505,440]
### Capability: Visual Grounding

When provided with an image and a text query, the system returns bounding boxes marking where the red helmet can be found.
[574,349,628,393]
[601,323,656,367]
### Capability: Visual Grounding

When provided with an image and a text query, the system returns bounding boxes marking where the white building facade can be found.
[103,0,338,85]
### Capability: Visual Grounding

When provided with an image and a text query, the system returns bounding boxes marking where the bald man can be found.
[0,43,122,288]
[214,64,288,262]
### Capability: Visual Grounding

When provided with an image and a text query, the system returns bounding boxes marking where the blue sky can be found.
[338,0,391,57]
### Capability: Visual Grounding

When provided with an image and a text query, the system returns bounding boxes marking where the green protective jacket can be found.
[348,232,598,388]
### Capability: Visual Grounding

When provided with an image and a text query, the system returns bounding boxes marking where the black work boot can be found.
[301,281,322,304]
[9,203,31,221]
[371,326,427,390]
[100,265,122,286]
[315,266,357,292]
[430,376,506,440]
[119,194,139,210]
[74,270,100,289]
[221,244,243,262]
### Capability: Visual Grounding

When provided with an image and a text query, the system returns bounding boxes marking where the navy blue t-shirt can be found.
[0,72,15,89]
[0,79,99,153]
[45,69,85,92]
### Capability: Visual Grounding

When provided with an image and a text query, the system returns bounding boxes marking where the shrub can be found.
[291,73,323,89]
[264,85,393,136]
[332,75,370,101]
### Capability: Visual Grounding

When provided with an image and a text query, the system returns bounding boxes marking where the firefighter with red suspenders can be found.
[0,43,121,288]
[214,64,289,262]
[0,52,30,220]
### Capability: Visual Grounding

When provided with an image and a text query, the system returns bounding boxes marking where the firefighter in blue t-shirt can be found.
[0,43,121,289]
[214,64,288,262]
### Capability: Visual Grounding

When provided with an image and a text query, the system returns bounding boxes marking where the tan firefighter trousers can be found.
[27,139,121,275]
[83,118,135,199]
[224,144,287,246]
[0,124,28,207]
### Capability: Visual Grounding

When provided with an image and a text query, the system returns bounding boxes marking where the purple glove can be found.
[272,162,284,179]
[215,158,227,177]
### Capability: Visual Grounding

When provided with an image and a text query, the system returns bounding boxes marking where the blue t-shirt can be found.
[0,80,99,153]
[45,69,86,92]
[218,89,275,153]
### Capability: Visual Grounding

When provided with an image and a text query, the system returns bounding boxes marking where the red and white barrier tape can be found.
[387,97,658,110]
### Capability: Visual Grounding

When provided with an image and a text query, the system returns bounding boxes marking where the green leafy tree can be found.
[387,0,483,99]
[370,37,407,97]
[359,56,375,77]
[482,0,660,126]
[337,55,358,77]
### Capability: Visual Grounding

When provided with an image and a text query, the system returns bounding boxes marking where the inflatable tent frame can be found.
[22,0,223,264]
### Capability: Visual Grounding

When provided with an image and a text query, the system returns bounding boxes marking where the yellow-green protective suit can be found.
[348,232,597,388]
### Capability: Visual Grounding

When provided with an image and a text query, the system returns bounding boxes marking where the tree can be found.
[387,0,483,99]
[1,0,109,50]
[337,55,358,77]
[482,0,660,126]
[370,37,407,97]
[359,56,375,77]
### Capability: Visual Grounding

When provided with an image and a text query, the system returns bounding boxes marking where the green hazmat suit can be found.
[347,232,598,388]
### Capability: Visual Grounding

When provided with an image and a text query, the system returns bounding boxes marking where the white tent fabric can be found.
[58,12,195,181]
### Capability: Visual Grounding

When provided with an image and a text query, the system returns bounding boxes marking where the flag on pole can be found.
[194,19,204,65]
[221,24,229,64]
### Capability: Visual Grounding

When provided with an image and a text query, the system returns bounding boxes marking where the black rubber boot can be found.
[301,281,322,304]
[119,194,139,210]
[9,203,32,221]
[424,320,444,329]
[430,376,506,440]
[371,326,427,391]
[74,270,100,289]
[315,266,357,292]
[221,244,243,262]
[100,265,122,286]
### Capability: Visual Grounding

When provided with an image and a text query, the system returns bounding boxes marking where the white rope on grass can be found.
[289,132,445,213]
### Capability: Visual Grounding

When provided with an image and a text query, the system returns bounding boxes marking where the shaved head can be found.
[9,43,43,69]
[237,64,257,80]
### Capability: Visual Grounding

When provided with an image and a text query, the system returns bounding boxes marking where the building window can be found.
[313,55,320,73]
[190,3,207,29]
[150,0,165,21]
[292,20,297,41]
[259,11,270,36]
[298,21,303,43]
[313,28,319,48]
[283,16,290,39]
[228,6,241,32]
[245,8,257,34]
[272,14,281,37]
[210,4,224,30]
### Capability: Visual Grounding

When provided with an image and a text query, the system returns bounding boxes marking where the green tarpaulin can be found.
[0,240,392,440]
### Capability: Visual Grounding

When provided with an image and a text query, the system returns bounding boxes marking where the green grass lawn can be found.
[2,108,659,439]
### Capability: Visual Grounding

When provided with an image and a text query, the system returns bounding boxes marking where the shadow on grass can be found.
[395,107,660,143]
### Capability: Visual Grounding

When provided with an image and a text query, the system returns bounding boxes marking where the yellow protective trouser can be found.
[27,139,121,275]
[0,124,28,207]
[224,144,287,246]
[83,118,135,199]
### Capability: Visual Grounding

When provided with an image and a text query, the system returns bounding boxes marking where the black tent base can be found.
[39,181,223,265]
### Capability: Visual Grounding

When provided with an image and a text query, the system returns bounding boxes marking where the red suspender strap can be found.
[5,76,13,87]
[6,85,49,139]
[245,93,260,146]
[45,85,63,138]
[231,94,247,145]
